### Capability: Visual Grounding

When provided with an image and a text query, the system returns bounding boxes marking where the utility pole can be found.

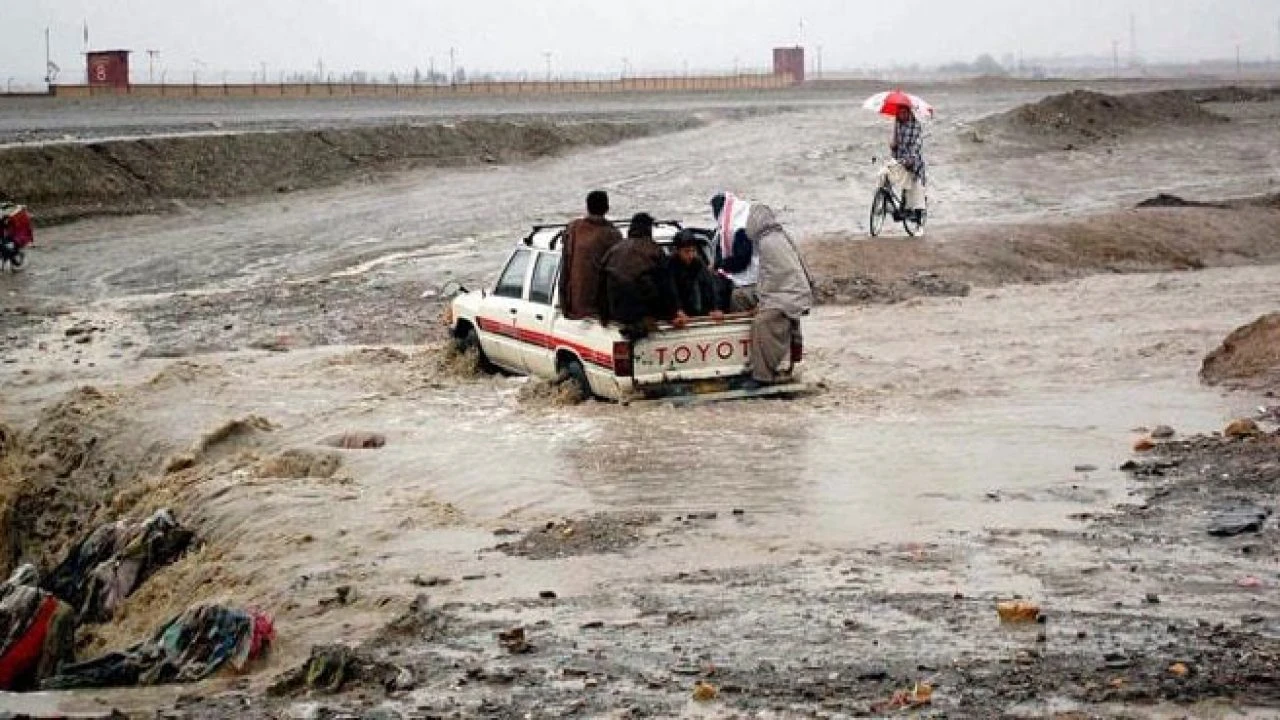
[816,45,823,80]
[147,50,160,83]
[44,27,52,84]
[449,47,456,85]
[1129,13,1138,67]
[543,51,552,83]
[259,61,267,85]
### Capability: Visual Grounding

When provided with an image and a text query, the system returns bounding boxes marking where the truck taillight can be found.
[791,338,804,364]
[612,341,634,377]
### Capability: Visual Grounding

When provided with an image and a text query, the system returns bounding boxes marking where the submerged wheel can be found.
[561,358,592,401]
[456,325,495,373]
[903,208,926,237]
[869,190,888,237]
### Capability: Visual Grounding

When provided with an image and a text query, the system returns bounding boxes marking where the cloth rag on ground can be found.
[0,565,76,690]
[42,604,274,690]
[44,509,194,623]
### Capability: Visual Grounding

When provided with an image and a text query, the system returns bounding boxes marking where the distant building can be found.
[87,50,130,88]
[773,46,805,84]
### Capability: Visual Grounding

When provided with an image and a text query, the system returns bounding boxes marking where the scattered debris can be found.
[1169,662,1190,677]
[268,644,413,696]
[1224,418,1261,438]
[692,680,719,702]
[996,600,1041,624]
[498,627,531,655]
[0,566,76,691]
[1207,503,1271,537]
[410,575,451,588]
[1151,425,1177,439]
[43,604,273,689]
[322,432,387,450]
[43,509,195,624]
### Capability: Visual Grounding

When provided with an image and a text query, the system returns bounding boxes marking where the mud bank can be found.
[0,118,697,224]
[974,88,1232,146]
[807,198,1280,305]
[1201,312,1280,394]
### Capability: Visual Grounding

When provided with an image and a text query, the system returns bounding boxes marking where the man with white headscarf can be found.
[741,204,814,388]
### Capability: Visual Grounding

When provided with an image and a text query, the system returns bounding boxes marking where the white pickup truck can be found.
[445,221,806,403]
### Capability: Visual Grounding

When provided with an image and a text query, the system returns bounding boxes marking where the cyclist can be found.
[885,105,927,223]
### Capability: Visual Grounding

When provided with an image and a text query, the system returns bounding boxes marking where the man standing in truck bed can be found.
[742,204,814,389]
[558,190,622,320]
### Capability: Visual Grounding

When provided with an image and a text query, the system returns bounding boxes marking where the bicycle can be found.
[869,159,926,238]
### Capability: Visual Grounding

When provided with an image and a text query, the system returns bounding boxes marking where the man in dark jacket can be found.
[670,229,728,320]
[558,190,622,320]
[598,213,688,338]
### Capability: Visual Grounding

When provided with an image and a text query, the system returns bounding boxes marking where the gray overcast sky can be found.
[5,0,1279,84]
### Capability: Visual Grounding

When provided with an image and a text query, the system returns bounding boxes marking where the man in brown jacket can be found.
[558,190,622,320]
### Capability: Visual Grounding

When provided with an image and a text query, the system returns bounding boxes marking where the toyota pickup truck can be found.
[444,221,806,403]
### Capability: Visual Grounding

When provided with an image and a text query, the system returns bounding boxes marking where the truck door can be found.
[475,248,532,373]
[517,251,561,378]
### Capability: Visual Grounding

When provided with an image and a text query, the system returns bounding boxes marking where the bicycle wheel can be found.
[869,189,888,237]
[902,208,927,237]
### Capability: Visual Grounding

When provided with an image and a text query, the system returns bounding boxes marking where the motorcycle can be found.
[0,203,33,272]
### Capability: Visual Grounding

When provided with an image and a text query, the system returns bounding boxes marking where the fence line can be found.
[50,73,796,99]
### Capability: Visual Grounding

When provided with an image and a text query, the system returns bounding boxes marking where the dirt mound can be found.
[0,386,189,574]
[978,89,1227,145]
[1135,193,1228,209]
[1200,313,1280,392]
[165,415,276,473]
[145,361,227,389]
[1182,85,1280,104]
[805,201,1280,305]
[0,118,698,224]
[496,515,658,559]
[257,449,343,480]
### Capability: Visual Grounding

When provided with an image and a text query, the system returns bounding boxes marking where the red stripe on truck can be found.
[476,316,615,370]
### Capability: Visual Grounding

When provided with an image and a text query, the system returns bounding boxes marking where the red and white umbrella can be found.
[862,90,934,119]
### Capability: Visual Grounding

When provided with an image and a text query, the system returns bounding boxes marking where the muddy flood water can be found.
[1,82,1279,718]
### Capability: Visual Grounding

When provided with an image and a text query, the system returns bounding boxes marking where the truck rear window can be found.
[529,253,560,305]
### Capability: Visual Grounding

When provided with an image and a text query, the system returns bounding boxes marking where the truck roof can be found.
[522,220,687,253]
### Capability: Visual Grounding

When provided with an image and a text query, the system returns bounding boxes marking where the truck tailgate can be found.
[631,318,754,385]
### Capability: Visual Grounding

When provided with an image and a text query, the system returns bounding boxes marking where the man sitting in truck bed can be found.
[597,213,689,339]
[670,229,728,320]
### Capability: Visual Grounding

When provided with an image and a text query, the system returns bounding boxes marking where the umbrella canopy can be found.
[862,90,934,119]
